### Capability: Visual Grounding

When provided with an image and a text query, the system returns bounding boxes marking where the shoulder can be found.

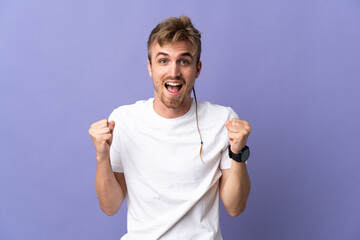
[108,98,152,121]
[197,101,239,120]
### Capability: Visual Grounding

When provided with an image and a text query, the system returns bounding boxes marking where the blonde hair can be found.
[147,15,202,64]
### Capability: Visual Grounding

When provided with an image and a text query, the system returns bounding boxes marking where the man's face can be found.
[147,40,201,110]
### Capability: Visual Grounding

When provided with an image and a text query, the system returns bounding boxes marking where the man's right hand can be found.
[90,119,126,216]
[88,119,115,161]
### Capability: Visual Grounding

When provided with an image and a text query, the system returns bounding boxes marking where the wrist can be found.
[96,153,110,162]
[228,145,250,163]
[230,143,246,154]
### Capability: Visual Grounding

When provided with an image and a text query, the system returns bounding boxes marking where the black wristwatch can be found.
[228,145,250,163]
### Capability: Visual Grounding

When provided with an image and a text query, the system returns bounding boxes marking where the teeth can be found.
[166,82,182,86]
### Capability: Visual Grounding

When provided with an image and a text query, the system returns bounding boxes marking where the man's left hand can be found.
[225,118,251,154]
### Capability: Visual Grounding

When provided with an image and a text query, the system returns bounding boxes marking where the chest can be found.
[118,117,227,191]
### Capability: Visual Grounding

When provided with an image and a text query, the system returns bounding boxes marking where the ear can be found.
[195,60,202,78]
[147,60,152,77]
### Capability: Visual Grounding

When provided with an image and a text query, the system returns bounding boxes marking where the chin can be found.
[161,95,185,109]
[163,99,184,109]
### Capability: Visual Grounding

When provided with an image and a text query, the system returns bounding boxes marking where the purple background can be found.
[1,0,359,239]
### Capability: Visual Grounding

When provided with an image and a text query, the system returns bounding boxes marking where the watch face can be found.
[241,149,250,162]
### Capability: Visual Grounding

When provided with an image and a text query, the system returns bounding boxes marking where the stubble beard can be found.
[155,76,192,109]
[159,91,186,109]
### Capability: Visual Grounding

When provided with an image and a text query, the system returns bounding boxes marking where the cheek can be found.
[187,71,198,82]
[153,67,168,79]
[153,74,165,88]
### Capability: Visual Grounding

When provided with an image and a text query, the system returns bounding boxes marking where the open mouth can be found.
[165,82,183,94]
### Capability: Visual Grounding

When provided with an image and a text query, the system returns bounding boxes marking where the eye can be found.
[180,59,189,65]
[159,59,167,64]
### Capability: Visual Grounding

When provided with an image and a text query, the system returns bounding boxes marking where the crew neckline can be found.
[147,98,195,122]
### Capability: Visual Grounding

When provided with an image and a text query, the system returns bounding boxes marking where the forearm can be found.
[220,161,250,217]
[95,156,125,216]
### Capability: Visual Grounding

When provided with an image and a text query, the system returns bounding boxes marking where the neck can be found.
[153,96,192,119]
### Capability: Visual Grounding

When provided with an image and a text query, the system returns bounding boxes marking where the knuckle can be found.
[239,129,247,135]
[89,129,97,136]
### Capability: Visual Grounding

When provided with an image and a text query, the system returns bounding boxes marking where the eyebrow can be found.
[155,52,194,59]
[180,52,194,59]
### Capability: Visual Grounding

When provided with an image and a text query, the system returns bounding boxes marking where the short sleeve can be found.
[109,111,124,173]
[220,147,231,169]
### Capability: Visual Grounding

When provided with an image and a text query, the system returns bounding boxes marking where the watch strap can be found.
[228,145,250,162]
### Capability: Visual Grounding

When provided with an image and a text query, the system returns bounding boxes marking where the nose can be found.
[169,61,181,78]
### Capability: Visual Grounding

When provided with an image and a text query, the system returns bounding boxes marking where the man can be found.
[89,15,251,240]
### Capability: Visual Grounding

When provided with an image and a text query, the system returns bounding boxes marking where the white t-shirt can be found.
[108,98,238,240]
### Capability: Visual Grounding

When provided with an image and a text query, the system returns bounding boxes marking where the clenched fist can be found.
[88,119,115,160]
[225,118,251,154]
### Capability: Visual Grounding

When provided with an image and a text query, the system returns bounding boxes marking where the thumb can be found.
[225,120,231,130]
